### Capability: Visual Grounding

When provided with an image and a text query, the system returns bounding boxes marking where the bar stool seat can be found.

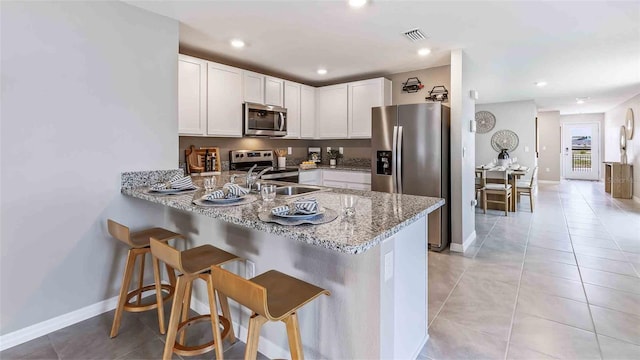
[210,266,330,360]
[150,238,241,360]
[108,219,185,338]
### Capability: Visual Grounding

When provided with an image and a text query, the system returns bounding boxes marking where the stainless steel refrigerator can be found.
[371,103,450,251]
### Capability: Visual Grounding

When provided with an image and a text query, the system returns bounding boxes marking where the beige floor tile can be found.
[590,305,640,345]
[438,276,518,340]
[422,317,507,360]
[525,246,576,265]
[519,270,586,302]
[510,313,600,359]
[523,259,581,281]
[584,283,640,317]
[573,244,628,261]
[464,261,523,285]
[598,335,640,360]
[576,254,637,277]
[571,237,620,250]
[527,238,574,252]
[581,267,640,295]
[516,287,593,331]
[506,343,558,359]
[0,335,59,360]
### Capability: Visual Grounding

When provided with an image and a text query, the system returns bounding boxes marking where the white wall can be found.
[604,93,640,199]
[0,1,178,335]
[475,100,537,169]
[450,49,476,251]
[537,111,561,181]
[560,113,605,180]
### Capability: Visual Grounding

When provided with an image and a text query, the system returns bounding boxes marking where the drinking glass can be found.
[261,184,276,202]
[341,194,358,217]
[204,176,216,192]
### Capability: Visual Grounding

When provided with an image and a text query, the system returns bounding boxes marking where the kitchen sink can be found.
[275,185,323,196]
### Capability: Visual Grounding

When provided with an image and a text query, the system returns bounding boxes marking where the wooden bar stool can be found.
[210,266,330,360]
[108,219,185,338]
[149,238,241,360]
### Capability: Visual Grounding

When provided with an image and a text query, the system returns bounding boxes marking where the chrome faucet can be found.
[255,166,273,179]
[230,164,257,185]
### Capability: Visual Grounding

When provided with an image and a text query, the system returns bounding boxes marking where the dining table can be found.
[475,165,530,212]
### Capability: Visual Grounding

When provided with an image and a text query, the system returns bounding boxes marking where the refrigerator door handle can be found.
[392,125,398,193]
[397,126,404,194]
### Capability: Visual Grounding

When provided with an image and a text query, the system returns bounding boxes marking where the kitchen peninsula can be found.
[121,169,444,359]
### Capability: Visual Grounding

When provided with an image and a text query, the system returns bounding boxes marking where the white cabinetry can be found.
[265,76,284,107]
[283,81,301,138]
[317,84,348,139]
[243,71,264,104]
[178,55,207,135]
[300,85,317,139]
[319,169,372,191]
[207,62,243,137]
[348,78,392,138]
[298,169,322,185]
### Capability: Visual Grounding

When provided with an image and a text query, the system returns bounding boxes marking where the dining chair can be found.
[517,166,538,212]
[475,169,486,208]
[483,170,512,216]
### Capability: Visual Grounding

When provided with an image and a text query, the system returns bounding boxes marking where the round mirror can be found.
[626,108,634,140]
[620,125,627,151]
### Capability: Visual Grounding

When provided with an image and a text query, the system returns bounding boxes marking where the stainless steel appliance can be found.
[371,103,450,251]
[229,150,299,182]
[243,103,287,137]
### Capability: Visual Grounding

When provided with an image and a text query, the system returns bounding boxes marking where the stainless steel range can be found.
[229,150,299,183]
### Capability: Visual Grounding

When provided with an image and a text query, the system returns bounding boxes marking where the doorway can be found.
[562,122,600,180]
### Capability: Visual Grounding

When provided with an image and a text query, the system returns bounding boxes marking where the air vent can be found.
[403,28,427,42]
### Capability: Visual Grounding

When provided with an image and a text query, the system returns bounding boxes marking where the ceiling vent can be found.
[403,28,427,42]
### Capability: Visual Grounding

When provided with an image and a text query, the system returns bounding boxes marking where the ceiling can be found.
[127,0,640,115]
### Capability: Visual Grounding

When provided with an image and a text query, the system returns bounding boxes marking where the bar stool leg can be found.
[152,256,166,334]
[244,314,267,360]
[166,263,176,288]
[284,312,304,360]
[110,249,137,338]
[136,253,146,306]
[178,279,193,345]
[207,278,225,360]
[217,292,236,344]
[164,275,187,360]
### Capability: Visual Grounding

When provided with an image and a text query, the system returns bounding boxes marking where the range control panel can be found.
[230,150,273,164]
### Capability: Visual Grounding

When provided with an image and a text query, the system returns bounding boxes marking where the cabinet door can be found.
[300,85,317,139]
[298,169,322,185]
[322,179,348,189]
[346,182,371,191]
[348,78,391,138]
[178,55,207,135]
[243,71,264,104]
[265,76,284,107]
[207,62,243,137]
[317,84,348,139]
[284,81,301,138]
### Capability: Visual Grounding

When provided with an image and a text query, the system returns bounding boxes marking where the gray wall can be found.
[389,65,451,105]
[450,50,476,250]
[537,111,562,181]
[0,1,178,335]
[475,100,538,170]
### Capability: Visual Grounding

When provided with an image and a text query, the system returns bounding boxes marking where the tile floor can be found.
[420,180,640,360]
[2,181,639,359]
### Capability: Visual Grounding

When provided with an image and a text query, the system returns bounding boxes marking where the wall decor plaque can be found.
[475,111,496,134]
[626,108,634,140]
[491,129,519,152]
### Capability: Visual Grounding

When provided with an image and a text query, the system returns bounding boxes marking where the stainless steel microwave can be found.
[243,102,287,137]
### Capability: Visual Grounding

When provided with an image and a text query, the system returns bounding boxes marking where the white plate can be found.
[200,194,245,204]
[148,187,197,194]
[272,208,325,219]
[193,195,257,208]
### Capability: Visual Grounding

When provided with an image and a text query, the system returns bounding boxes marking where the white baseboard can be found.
[0,296,119,352]
[450,230,476,253]
[538,180,560,184]
[190,298,290,360]
[410,334,429,359]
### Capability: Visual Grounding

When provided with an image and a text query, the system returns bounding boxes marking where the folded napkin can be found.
[223,183,250,197]
[271,198,319,216]
[203,189,226,200]
[493,166,506,171]
[150,175,195,191]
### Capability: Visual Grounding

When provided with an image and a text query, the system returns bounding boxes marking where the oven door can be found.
[244,103,287,137]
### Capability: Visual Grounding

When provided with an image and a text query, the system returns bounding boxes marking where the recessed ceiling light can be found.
[576,97,590,104]
[317,69,328,75]
[349,0,367,8]
[535,81,547,87]
[230,39,245,48]
[418,48,431,56]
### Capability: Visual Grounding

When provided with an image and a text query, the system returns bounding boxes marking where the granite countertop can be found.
[121,170,444,254]
[298,164,372,173]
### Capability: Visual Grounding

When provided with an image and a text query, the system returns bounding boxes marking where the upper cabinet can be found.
[300,85,317,139]
[207,62,243,137]
[243,71,264,104]
[317,84,349,139]
[348,78,392,138]
[178,55,207,136]
[284,81,301,138]
[265,76,284,107]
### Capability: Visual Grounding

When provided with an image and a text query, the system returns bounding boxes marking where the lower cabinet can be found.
[298,169,322,185]
[299,169,371,191]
